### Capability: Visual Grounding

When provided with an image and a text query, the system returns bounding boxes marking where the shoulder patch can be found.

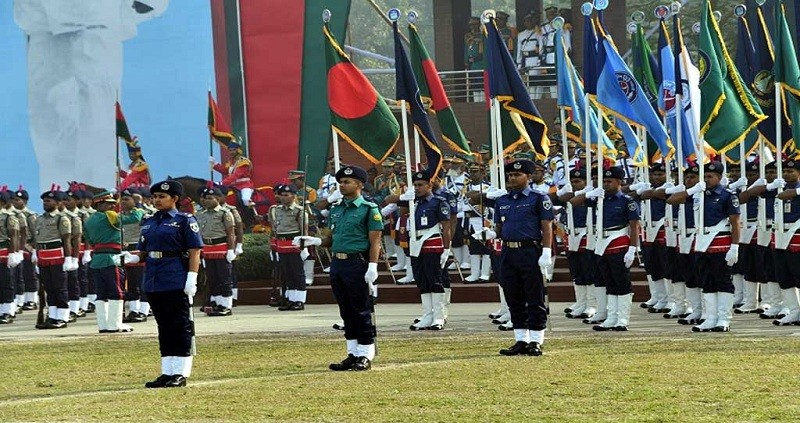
[731,196,740,208]
[189,222,200,232]
[373,212,382,221]
[542,197,552,210]
[628,202,637,211]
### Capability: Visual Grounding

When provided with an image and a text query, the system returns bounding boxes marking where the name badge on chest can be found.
[421,216,428,226]
[785,202,792,214]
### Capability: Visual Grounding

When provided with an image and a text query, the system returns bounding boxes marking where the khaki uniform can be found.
[34,211,71,314]
[197,206,234,301]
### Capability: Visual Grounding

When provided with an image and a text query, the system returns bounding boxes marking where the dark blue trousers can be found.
[124,265,147,302]
[697,253,733,293]
[330,256,375,345]
[499,246,547,331]
[91,266,125,301]
[597,252,631,295]
[567,249,595,286]
[410,253,445,293]
[0,265,13,303]
[148,289,192,357]
[205,259,233,297]
[40,265,68,308]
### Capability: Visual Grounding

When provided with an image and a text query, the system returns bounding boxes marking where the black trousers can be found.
[697,252,733,293]
[676,253,701,288]
[410,253,445,293]
[330,256,375,345]
[597,252,632,295]
[773,249,800,289]
[91,266,125,301]
[67,270,80,301]
[0,265,13,303]
[499,246,547,331]
[641,243,668,281]
[205,259,233,297]
[664,247,681,281]
[148,289,192,357]
[278,252,305,291]
[124,265,147,302]
[566,249,595,286]
[451,218,466,248]
[467,238,492,255]
[40,265,68,308]
[78,262,90,297]
[19,256,38,292]
[12,266,23,296]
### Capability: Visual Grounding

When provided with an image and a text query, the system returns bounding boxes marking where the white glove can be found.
[486,187,508,200]
[62,258,72,272]
[81,250,92,265]
[632,182,651,196]
[748,178,766,189]
[556,183,572,197]
[537,247,552,277]
[725,244,739,267]
[585,187,604,200]
[686,181,706,196]
[440,248,450,268]
[623,246,636,268]
[320,209,330,217]
[364,262,378,284]
[300,248,310,260]
[326,188,343,203]
[292,235,322,247]
[12,251,24,268]
[471,228,497,240]
[30,249,37,265]
[123,251,140,264]
[574,183,593,196]
[34,264,39,275]
[664,184,686,195]
[112,254,123,267]
[226,249,236,263]
[766,178,786,191]
[381,203,398,217]
[659,182,675,191]
[7,252,20,269]
[235,243,244,255]
[720,176,730,187]
[184,271,198,304]
[399,188,415,202]
[728,177,748,191]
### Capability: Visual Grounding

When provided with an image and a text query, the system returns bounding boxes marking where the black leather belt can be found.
[333,252,367,260]
[37,241,62,250]
[503,240,541,249]
[147,251,187,259]
[203,236,227,245]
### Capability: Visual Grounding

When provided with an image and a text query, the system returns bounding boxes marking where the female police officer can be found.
[117,180,203,388]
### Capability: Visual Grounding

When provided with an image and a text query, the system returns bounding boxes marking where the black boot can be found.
[329,354,358,371]
[526,342,543,356]
[353,357,371,371]
[164,375,187,387]
[145,374,172,388]
[499,341,529,356]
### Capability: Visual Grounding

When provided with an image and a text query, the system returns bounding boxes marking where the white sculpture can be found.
[14,0,168,192]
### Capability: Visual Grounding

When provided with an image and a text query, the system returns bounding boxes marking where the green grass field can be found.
[1,331,798,422]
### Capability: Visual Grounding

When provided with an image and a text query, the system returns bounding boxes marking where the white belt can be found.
[234,178,251,183]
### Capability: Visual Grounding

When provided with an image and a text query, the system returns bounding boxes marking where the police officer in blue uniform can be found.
[573,167,640,331]
[768,159,800,325]
[133,180,203,388]
[312,165,383,371]
[491,159,553,356]
[635,163,673,317]
[403,169,452,331]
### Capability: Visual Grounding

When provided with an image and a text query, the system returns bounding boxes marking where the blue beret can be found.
[704,161,724,175]
[569,168,587,180]
[150,180,184,197]
[504,159,535,174]
[200,186,223,197]
[0,191,10,203]
[275,184,296,194]
[685,164,700,175]
[602,166,626,180]
[744,162,759,172]
[335,165,368,183]
[784,159,799,170]
[54,191,69,201]
[412,169,432,182]
[650,163,666,172]
[15,189,29,201]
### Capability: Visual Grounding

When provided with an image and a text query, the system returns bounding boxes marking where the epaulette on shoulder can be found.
[363,200,379,208]
[179,212,193,218]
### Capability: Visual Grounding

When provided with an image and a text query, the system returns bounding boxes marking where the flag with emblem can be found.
[595,23,672,161]
[207,91,236,148]
[484,17,548,159]
[394,21,443,176]
[773,0,800,152]
[698,0,765,155]
[555,28,615,157]
[632,22,666,163]
[115,102,134,145]
[408,23,471,156]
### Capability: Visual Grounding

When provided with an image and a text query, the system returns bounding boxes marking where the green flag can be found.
[408,24,471,156]
[698,0,765,155]
[324,24,399,164]
[631,23,662,163]
[774,0,800,152]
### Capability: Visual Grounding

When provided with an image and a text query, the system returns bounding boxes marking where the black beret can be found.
[650,163,666,172]
[66,191,81,199]
[505,159,535,174]
[766,160,777,169]
[120,188,136,198]
[784,160,799,170]
[335,165,368,184]
[704,161,724,175]
[55,191,69,201]
[685,164,700,175]
[275,184,296,194]
[15,189,29,201]
[200,186,223,197]
[0,191,10,203]
[150,180,184,197]
[412,169,432,183]
[603,166,626,180]
[496,11,509,19]
[570,168,587,180]
[40,190,58,200]
[745,162,759,172]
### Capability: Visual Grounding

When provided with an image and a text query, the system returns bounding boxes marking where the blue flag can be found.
[393,21,442,177]
[582,15,598,95]
[596,30,672,161]
[485,18,548,159]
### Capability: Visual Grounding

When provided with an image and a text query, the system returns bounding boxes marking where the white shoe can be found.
[774,288,800,326]
[692,293,718,332]
[411,294,433,330]
[479,255,492,281]
[464,255,481,282]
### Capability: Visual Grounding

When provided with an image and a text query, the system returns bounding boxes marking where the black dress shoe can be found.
[583,318,604,324]
[75,309,86,318]
[123,311,138,323]
[353,357,371,371]
[130,312,147,323]
[86,303,95,313]
[593,324,613,331]
[497,324,513,331]
[15,306,22,315]
[0,314,12,324]
[332,323,345,331]
[68,312,78,323]
[488,313,502,319]
[639,302,651,309]
[711,325,729,332]
[563,307,573,314]
[611,326,628,331]
[21,302,37,311]
[164,375,187,387]
[499,341,529,356]
[491,318,508,325]
[329,354,358,371]
[428,324,444,331]
[145,374,172,388]
[44,319,67,329]
[277,301,293,311]
[208,306,232,316]
[288,302,305,311]
[677,317,698,325]
[409,324,427,331]
[526,342,543,356]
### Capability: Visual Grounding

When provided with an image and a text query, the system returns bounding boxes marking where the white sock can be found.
[139,302,151,316]
[79,297,89,311]
[232,288,238,300]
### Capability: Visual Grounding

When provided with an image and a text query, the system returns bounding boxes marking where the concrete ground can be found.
[2,301,799,341]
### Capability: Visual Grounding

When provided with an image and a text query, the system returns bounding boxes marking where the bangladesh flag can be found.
[408,24,471,156]
[324,24,399,164]
[115,102,133,145]
[698,0,765,155]
[208,91,236,148]
[774,0,800,152]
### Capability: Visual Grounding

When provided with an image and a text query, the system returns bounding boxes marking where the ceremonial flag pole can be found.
[331,127,341,172]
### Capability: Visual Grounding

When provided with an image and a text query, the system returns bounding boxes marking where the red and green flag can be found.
[408,23,471,156]
[208,91,236,147]
[324,24,399,164]
[115,101,133,145]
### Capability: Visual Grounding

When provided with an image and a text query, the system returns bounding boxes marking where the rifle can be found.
[36,270,46,327]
